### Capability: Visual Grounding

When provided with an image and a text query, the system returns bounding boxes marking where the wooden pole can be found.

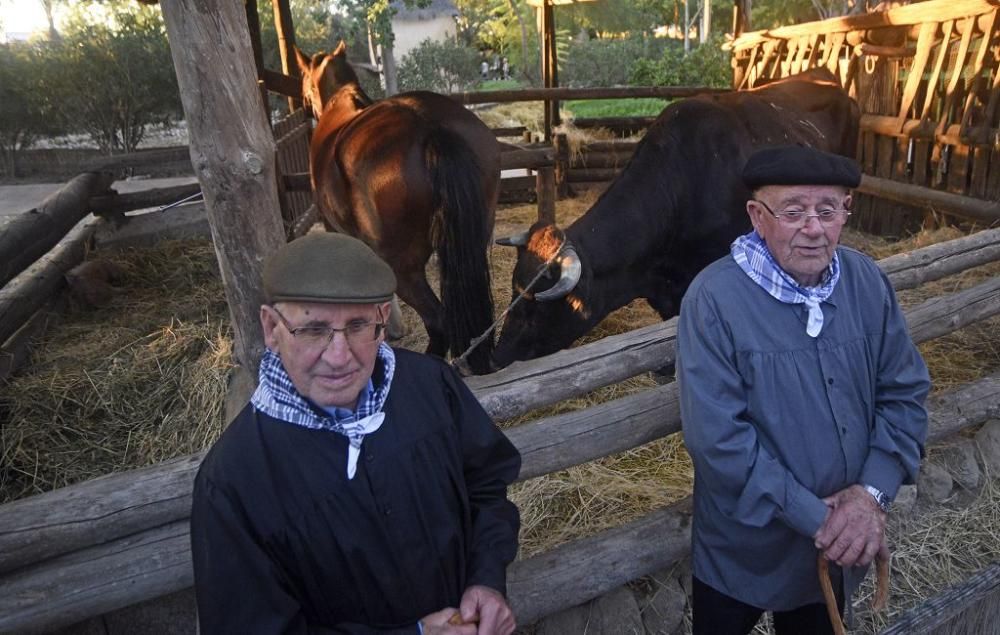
[539,3,552,142]
[0,171,113,289]
[159,0,286,375]
[536,167,556,224]
[271,0,301,112]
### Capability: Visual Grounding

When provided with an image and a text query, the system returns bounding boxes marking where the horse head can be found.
[294,41,370,119]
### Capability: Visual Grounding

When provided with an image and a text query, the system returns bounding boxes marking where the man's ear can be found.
[261,305,279,350]
[746,200,762,232]
[843,194,853,210]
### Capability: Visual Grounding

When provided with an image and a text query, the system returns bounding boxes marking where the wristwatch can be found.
[863,484,892,513]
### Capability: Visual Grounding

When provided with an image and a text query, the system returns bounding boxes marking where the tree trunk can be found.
[159,0,286,375]
[382,37,398,96]
[506,0,533,83]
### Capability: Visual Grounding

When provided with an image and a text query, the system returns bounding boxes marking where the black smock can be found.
[190,349,521,634]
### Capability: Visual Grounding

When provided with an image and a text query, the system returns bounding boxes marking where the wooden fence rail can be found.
[1,227,999,632]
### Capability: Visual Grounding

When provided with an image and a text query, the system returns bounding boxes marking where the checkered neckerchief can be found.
[730,230,840,337]
[251,343,396,478]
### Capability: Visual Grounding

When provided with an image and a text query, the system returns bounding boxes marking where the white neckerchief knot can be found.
[342,412,385,479]
[803,295,824,337]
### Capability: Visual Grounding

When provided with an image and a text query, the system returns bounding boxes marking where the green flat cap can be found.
[743,145,861,190]
[264,232,396,304]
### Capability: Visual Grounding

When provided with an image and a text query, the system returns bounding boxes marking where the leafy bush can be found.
[35,6,181,153]
[560,34,669,88]
[629,36,732,89]
[398,38,481,94]
[0,43,58,177]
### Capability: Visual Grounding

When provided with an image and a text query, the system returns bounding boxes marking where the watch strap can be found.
[863,484,892,513]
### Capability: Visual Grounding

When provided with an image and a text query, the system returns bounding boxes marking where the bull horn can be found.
[495,230,530,247]
[535,245,582,301]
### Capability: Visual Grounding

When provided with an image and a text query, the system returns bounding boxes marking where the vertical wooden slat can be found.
[958,10,999,137]
[921,20,955,121]
[272,0,301,112]
[936,15,976,135]
[897,22,941,130]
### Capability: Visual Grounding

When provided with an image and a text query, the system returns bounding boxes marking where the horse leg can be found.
[394,272,448,358]
[385,295,407,341]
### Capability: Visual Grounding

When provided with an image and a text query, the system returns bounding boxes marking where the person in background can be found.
[677,145,929,634]
[191,232,521,635]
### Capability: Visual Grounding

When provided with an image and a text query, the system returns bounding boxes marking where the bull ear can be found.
[495,230,530,247]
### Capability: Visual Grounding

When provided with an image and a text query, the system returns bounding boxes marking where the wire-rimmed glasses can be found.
[271,306,384,352]
[754,199,851,228]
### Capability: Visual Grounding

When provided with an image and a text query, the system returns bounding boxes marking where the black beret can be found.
[263,232,396,305]
[743,145,862,190]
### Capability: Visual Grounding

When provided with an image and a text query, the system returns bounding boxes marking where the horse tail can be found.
[425,126,495,375]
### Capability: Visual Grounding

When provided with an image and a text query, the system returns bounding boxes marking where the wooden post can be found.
[272,0,301,112]
[160,0,286,376]
[536,167,556,224]
[553,132,570,198]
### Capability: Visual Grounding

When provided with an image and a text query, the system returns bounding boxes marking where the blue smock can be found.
[677,246,929,610]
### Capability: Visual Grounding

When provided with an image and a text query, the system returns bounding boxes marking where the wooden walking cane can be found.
[818,549,891,635]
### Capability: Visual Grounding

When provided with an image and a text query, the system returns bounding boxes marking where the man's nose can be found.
[320,331,354,363]
[800,215,825,234]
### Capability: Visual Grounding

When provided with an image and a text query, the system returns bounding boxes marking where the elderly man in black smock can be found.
[191,233,521,634]
[677,146,930,634]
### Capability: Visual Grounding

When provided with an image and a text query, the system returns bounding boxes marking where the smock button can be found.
[827,378,834,385]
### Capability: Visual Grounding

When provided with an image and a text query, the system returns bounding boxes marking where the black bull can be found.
[492,68,860,368]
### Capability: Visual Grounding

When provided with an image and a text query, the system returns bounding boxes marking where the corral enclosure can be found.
[2,0,1000,632]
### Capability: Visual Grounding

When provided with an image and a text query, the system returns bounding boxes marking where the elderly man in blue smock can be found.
[677,145,930,634]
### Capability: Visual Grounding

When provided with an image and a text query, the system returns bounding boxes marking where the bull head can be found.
[496,225,581,300]
[493,222,593,368]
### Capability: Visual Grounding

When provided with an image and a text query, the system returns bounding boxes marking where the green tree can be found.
[41,2,180,153]
[0,43,58,177]
[398,37,480,92]
[629,35,731,88]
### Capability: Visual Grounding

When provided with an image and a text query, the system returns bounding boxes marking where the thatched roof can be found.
[392,0,457,21]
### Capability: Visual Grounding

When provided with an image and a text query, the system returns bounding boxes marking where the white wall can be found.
[392,16,455,63]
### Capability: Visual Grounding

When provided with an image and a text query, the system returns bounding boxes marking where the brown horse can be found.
[295,43,500,374]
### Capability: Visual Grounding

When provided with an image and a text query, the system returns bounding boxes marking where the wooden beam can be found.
[730,0,997,50]
[0,171,113,289]
[879,228,1000,291]
[906,276,1000,344]
[857,174,1000,224]
[0,216,103,347]
[271,0,301,112]
[159,0,287,373]
[507,500,692,625]
[262,68,302,99]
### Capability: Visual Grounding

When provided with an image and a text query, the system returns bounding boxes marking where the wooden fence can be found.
[2,226,999,632]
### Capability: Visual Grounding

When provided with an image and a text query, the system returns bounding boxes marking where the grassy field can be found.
[563,97,668,118]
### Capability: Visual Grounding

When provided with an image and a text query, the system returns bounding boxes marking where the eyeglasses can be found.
[271,306,384,351]
[754,200,851,228]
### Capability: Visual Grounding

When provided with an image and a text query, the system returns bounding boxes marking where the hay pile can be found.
[2,195,999,634]
[0,241,233,503]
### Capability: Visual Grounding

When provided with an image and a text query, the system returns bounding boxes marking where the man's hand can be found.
[420,608,476,635]
[459,585,515,635]
[814,484,887,568]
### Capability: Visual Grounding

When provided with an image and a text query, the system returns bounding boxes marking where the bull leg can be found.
[394,272,448,358]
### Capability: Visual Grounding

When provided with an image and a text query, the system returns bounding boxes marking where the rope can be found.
[452,239,566,369]
[157,190,203,212]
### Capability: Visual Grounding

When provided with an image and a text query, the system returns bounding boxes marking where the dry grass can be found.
[0,241,233,503]
[2,198,999,633]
